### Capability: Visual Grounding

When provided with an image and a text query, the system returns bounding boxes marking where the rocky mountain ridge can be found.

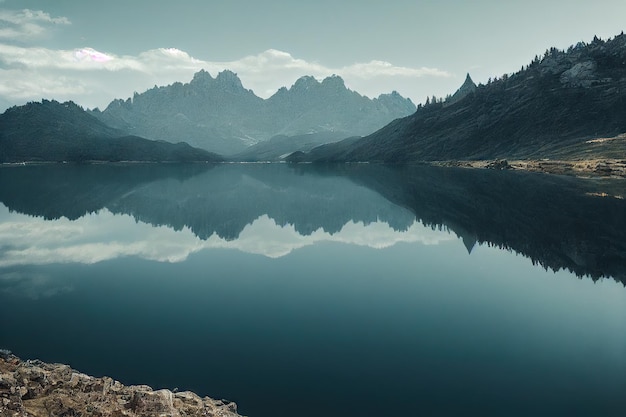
[291,33,626,163]
[91,71,416,155]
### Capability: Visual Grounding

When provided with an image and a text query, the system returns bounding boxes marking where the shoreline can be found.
[2,158,626,179]
[431,158,626,178]
[0,350,242,417]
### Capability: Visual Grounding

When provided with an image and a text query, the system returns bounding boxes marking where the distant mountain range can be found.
[90,71,416,155]
[0,100,222,163]
[0,73,414,163]
[291,33,626,163]
[231,131,354,162]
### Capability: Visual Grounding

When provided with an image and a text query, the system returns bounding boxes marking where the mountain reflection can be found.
[326,164,626,284]
[0,163,624,283]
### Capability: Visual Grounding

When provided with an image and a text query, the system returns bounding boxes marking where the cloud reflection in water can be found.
[0,204,455,267]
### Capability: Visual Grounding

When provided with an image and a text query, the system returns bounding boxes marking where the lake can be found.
[0,163,625,417]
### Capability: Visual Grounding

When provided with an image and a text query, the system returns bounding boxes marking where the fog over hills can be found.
[91,71,416,155]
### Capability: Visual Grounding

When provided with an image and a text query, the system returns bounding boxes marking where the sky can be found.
[0,0,625,111]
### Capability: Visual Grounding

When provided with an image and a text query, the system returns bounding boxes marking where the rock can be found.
[447,73,477,105]
[485,159,510,170]
[594,162,613,174]
[0,353,243,417]
[539,54,570,75]
[560,60,597,87]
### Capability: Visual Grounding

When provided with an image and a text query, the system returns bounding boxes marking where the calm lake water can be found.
[0,163,625,417]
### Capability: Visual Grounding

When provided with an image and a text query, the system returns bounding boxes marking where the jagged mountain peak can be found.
[448,73,477,104]
[291,75,320,91]
[321,74,346,89]
[215,70,245,91]
[190,69,214,85]
[462,73,476,89]
[102,97,132,112]
[289,74,349,95]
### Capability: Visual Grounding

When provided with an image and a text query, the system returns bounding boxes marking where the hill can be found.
[230,131,352,162]
[0,100,222,163]
[91,71,415,155]
[290,33,626,164]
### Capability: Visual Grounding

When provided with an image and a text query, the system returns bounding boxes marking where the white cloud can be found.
[0,206,456,266]
[0,43,452,109]
[0,44,135,71]
[0,45,450,79]
[0,9,70,39]
[341,60,449,79]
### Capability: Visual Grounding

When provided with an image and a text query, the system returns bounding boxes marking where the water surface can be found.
[0,164,625,417]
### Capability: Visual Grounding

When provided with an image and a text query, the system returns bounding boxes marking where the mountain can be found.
[230,131,352,162]
[90,71,416,155]
[0,100,222,163]
[291,33,626,163]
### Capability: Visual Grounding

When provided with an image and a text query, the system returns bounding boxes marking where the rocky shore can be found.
[433,158,626,178]
[0,350,242,417]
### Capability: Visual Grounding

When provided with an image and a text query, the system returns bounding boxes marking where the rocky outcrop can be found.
[0,350,242,417]
[447,73,477,105]
[559,60,597,87]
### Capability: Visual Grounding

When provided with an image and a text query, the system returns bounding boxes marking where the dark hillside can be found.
[0,100,221,163]
[295,34,626,163]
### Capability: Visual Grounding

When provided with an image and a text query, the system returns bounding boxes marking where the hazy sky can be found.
[0,0,625,110]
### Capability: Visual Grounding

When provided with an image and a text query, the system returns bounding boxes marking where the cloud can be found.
[0,9,70,39]
[0,45,449,79]
[208,49,451,98]
[0,43,452,109]
[0,44,133,71]
[0,68,87,99]
[341,60,449,79]
[0,205,456,266]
